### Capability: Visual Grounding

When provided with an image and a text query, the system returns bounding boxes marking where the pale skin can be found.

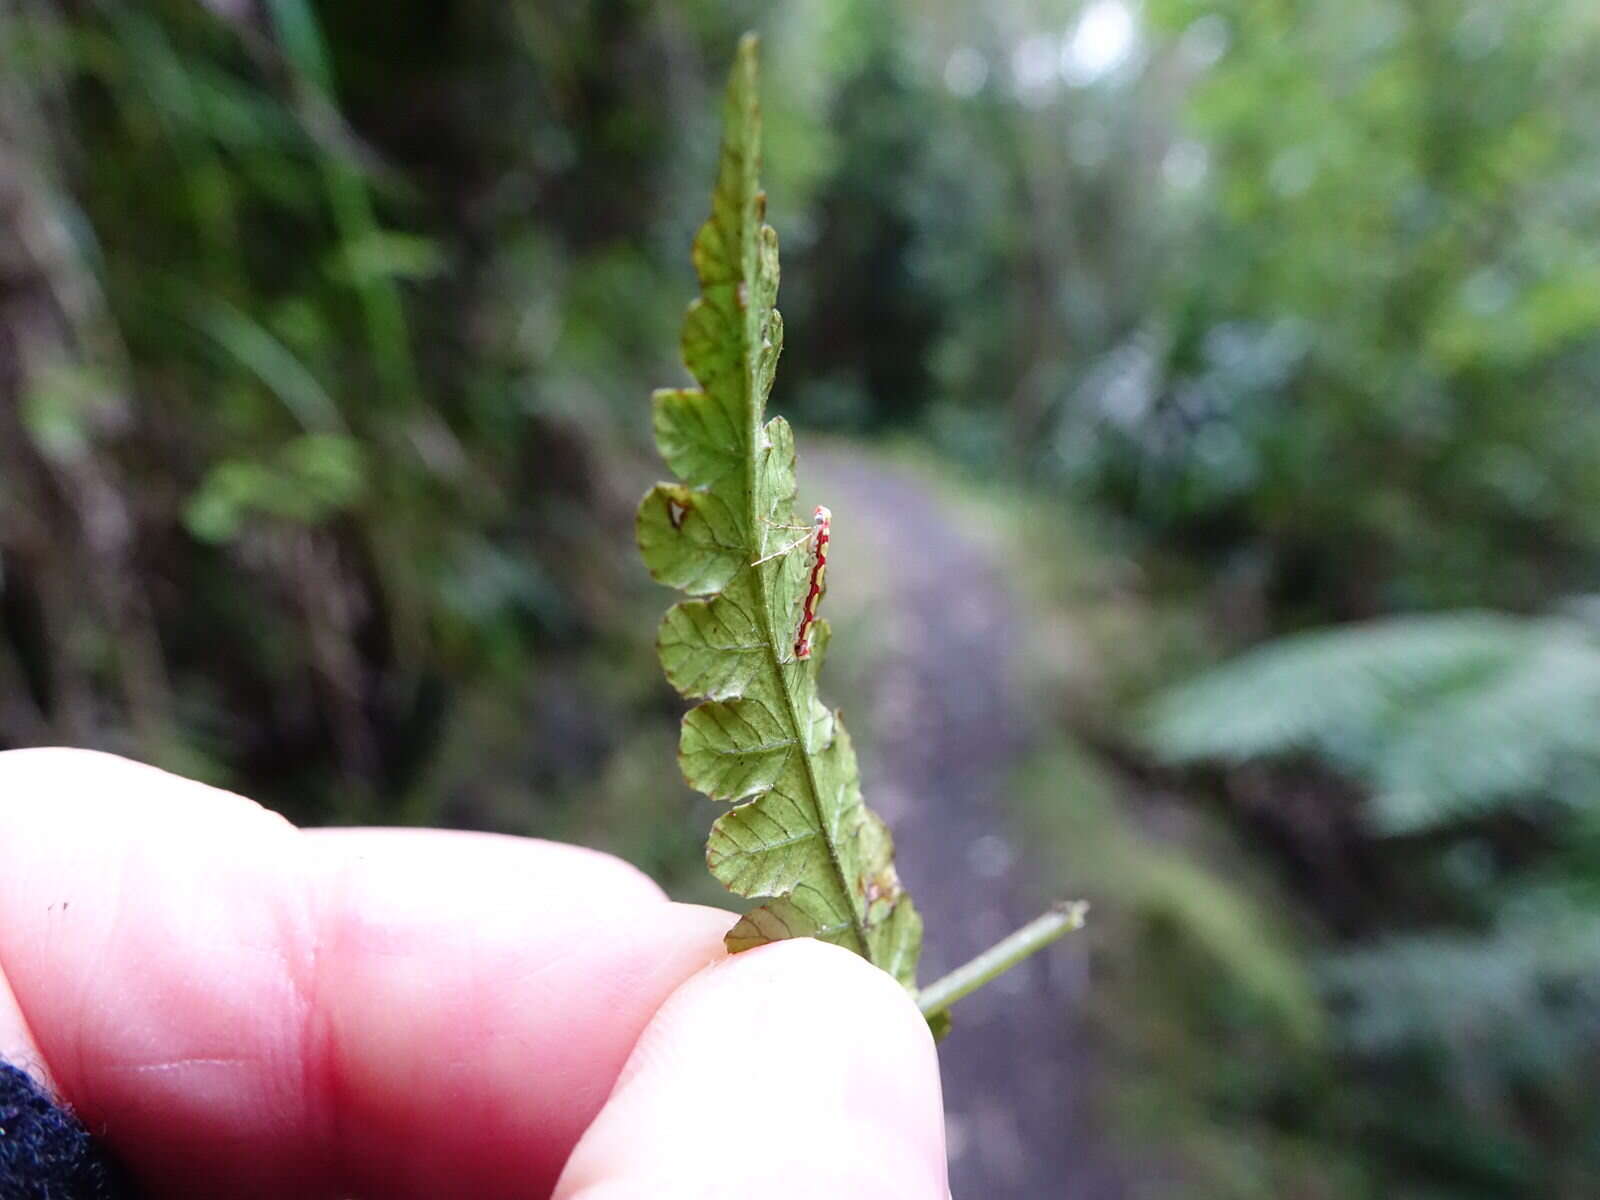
[0,748,949,1199]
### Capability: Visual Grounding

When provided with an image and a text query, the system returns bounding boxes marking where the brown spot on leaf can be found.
[861,866,903,915]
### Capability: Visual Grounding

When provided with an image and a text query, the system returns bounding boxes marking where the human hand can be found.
[0,748,948,1199]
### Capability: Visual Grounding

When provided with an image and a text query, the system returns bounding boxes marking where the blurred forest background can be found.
[4,0,1600,1196]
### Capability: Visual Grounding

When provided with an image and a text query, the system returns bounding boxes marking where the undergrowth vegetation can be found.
[1141,610,1600,1195]
[6,1,1600,1195]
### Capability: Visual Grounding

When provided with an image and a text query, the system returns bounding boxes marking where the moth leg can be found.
[751,531,814,566]
[757,515,814,531]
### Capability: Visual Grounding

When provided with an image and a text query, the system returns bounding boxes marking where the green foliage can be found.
[1326,898,1600,1080]
[1142,607,1600,1194]
[1009,738,1354,1198]
[0,0,783,819]
[1058,0,1600,618]
[637,38,921,986]
[1017,743,1321,1042]
[185,434,366,543]
[1144,611,1600,834]
[1315,890,1600,1197]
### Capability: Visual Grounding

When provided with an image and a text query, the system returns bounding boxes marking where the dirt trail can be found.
[809,448,1130,1200]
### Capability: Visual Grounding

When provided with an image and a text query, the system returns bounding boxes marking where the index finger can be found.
[0,748,732,1199]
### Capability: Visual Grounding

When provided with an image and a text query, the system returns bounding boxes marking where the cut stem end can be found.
[916,900,1089,1027]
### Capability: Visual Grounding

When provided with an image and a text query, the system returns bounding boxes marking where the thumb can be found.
[553,938,949,1200]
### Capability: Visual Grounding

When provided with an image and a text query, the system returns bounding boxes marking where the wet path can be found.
[809,449,1129,1199]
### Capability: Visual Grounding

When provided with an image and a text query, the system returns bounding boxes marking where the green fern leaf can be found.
[1142,614,1530,769]
[636,35,922,988]
[1143,612,1600,835]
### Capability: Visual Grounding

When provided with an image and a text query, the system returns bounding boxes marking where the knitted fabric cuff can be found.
[0,1060,133,1199]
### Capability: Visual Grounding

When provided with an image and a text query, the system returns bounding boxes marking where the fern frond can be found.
[1143,613,1600,834]
[636,36,922,987]
[1374,630,1600,830]
[1326,895,1600,1074]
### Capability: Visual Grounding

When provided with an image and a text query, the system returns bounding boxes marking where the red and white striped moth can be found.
[752,504,832,660]
[793,504,830,659]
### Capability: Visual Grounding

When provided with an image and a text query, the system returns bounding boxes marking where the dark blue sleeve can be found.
[0,1060,134,1199]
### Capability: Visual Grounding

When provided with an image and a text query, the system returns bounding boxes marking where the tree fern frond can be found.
[1326,897,1600,1076]
[1374,630,1600,831]
[1143,613,1600,834]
